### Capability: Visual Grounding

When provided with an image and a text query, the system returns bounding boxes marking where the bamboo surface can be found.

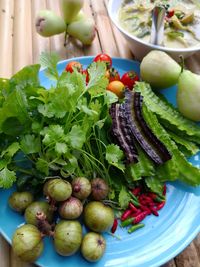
[0,1,200,267]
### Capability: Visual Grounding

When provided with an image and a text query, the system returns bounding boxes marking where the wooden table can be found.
[0,1,200,266]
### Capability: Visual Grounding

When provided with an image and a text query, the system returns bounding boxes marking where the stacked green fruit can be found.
[35,0,96,45]
[140,50,200,122]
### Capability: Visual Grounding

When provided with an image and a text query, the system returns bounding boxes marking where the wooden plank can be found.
[185,52,200,74]
[162,259,177,267]
[0,235,10,267]
[91,0,119,57]
[10,249,33,267]
[82,0,102,56]
[0,0,14,78]
[31,0,50,64]
[175,242,200,267]
[46,0,68,59]
[12,0,33,73]
[194,234,200,259]
[104,0,133,59]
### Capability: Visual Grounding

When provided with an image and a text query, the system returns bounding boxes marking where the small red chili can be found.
[129,202,138,212]
[111,218,118,233]
[156,201,166,211]
[133,211,148,224]
[121,209,132,221]
[131,209,142,217]
[131,187,141,196]
[140,205,151,213]
[167,10,174,18]
[163,184,167,196]
[150,207,159,216]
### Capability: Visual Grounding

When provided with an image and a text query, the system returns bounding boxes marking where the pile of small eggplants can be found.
[9,177,115,263]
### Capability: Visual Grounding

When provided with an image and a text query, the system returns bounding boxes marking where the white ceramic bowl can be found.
[107,0,200,60]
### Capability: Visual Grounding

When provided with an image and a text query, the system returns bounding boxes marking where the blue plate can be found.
[0,57,200,267]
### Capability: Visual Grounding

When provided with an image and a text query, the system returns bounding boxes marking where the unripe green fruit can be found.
[177,70,200,121]
[24,201,53,226]
[12,224,44,262]
[54,220,82,256]
[35,10,66,37]
[140,50,181,89]
[9,191,33,213]
[60,0,84,24]
[44,178,72,202]
[67,18,96,45]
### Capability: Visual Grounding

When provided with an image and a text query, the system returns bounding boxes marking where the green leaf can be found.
[87,62,109,96]
[36,158,49,176]
[106,144,125,171]
[9,64,40,91]
[104,91,118,105]
[167,31,184,39]
[0,167,16,188]
[1,142,20,158]
[0,159,7,171]
[118,186,131,209]
[42,125,65,146]
[0,88,30,134]
[135,82,200,144]
[168,131,199,157]
[55,142,68,154]
[125,145,155,181]
[145,177,164,195]
[20,135,40,154]
[68,125,86,149]
[40,52,60,81]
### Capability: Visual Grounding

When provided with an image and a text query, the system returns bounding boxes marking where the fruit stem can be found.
[179,55,185,73]
[36,212,55,236]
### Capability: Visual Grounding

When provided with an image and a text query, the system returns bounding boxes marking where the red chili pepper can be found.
[111,218,118,233]
[131,187,141,196]
[163,184,167,196]
[167,10,174,18]
[148,192,157,200]
[156,201,165,211]
[129,202,138,212]
[140,205,151,213]
[150,207,159,216]
[121,209,132,221]
[141,196,153,202]
[133,211,148,224]
[131,209,142,217]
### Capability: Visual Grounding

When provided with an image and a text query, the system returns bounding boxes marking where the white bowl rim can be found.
[107,0,200,53]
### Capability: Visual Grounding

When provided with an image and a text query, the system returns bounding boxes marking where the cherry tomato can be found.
[65,61,83,73]
[82,69,89,84]
[107,81,125,98]
[108,67,120,82]
[121,71,139,90]
[94,53,112,69]
[167,9,174,18]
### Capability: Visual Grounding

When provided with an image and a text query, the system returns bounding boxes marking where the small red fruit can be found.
[121,71,139,90]
[65,61,83,73]
[94,53,112,69]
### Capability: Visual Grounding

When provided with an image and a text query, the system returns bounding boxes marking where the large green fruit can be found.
[54,220,82,256]
[177,70,200,121]
[140,50,181,89]
[67,18,96,45]
[35,10,66,37]
[60,0,84,24]
[12,224,44,262]
[84,201,114,232]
